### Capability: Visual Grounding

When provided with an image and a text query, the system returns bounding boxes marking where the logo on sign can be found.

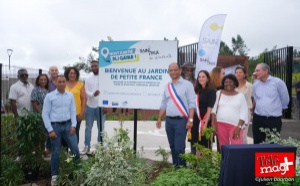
[122,101,128,107]
[103,100,109,105]
[112,101,119,106]
[255,152,295,178]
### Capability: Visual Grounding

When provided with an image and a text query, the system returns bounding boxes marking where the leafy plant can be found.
[1,114,18,156]
[261,128,300,186]
[260,128,300,156]
[150,167,205,186]
[155,146,171,164]
[84,123,151,185]
[148,114,165,121]
[56,149,84,186]
[152,144,221,186]
[0,155,24,185]
[105,112,118,120]
[15,110,47,179]
[202,127,216,149]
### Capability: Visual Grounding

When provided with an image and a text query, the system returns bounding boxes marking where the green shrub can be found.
[105,113,118,120]
[148,114,165,121]
[261,128,300,185]
[1,114,18,156]
[151,167,205,186]
[155,146,171,164]
[15,110,47,172]
[260,128,300,156]
[84,124,151,185]
[0,155,24,186]
[151,145,221,186]
[56,149,88,186]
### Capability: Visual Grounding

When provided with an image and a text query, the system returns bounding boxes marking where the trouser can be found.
[84,106,106,148]
[252,114,282,144]
[217,122,243,150]
[165,117,187,167]
[50,121,80,176]
[62,117,81,147]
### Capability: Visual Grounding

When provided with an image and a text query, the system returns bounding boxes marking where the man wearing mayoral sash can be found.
[156,62,196,167]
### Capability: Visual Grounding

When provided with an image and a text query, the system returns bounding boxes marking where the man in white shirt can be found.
[9,68,34,117]
[81,60,106,154]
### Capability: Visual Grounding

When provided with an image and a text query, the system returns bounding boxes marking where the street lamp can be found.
[7,49,13,70]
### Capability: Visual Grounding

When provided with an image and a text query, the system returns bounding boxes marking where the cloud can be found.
[0,0,299,71]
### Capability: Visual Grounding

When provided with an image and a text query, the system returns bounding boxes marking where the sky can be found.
[1,0,299,72]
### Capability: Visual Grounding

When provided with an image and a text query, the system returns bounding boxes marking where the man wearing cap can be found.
[156,62,196,167]
[42,75,80,185]
[9,68,34,117]
[181,62,196,85]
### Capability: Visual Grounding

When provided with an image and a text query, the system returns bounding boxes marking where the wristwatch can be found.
[189,118,193,122]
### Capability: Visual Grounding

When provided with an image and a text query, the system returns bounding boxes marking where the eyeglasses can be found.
[20,74,29,78]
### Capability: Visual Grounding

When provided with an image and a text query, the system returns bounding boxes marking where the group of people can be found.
[156,62,289,167]
[7,60,291,180]
[8,61,105,185]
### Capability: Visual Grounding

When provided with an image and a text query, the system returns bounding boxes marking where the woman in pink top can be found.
[212,74,248,150]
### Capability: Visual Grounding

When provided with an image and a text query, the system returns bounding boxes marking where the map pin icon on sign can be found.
[101,47,109,59]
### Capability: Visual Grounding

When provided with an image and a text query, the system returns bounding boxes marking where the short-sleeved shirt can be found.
[9,80,34,116]
[31,86,48,112]
[160,77,196,116]
[65,81,84,115]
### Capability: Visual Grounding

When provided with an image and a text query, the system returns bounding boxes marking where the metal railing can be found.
[264,46,293,118]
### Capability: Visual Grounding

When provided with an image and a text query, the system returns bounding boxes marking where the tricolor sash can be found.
[167,83,189,119]
[195,94,207,140]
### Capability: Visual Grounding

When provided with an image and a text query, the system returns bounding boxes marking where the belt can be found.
[51,119,71,125]
[254,114,281,119]
[167,116,185,119]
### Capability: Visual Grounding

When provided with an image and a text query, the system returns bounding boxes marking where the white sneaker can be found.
[80,146,90,155]
[51,175,57,186]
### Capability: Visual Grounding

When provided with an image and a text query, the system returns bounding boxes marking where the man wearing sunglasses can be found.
[9,68,34,117]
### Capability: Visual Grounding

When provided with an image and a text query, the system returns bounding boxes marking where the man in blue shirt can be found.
[252,63,289,144]
[42,75,80,185]
[156,63,196,167]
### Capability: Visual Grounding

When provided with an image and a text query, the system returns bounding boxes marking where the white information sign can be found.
[98,40,178,109]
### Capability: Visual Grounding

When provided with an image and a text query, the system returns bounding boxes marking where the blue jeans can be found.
[165,117,187,167]
[84,106,106,148]
[50,121,80,176]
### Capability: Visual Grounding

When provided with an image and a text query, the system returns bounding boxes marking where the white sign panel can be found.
[98,40,178,109]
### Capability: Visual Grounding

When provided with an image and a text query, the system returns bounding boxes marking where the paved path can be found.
[79,119,299,161]
[78,120,254,161]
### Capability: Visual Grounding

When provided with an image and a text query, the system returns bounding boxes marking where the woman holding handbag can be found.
[189,70,216,153]
[211,74,248,150]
